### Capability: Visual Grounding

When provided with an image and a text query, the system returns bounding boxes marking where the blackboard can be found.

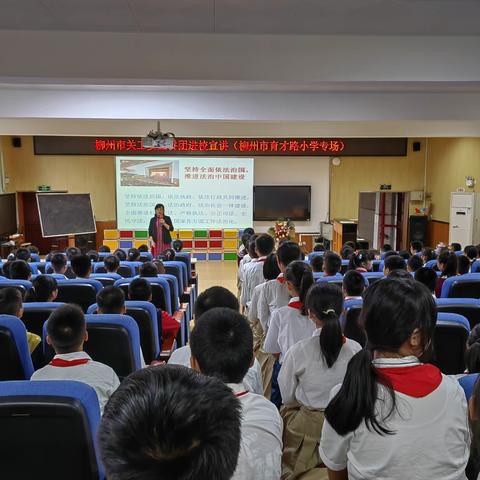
[37,193,96,238]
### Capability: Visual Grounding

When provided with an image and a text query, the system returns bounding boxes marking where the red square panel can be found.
[209,240,223,249]
[194,240,208,249]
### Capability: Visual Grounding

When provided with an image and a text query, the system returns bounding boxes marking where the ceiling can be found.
[1,0,480,35]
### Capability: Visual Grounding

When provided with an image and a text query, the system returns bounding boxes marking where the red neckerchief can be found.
[49,358,90,367]
[288,300,303,310]
[356,268,368,273]
[277,273,285,284]
[342,336,347,344]
[235,391,249,398]
[376,364,442,398]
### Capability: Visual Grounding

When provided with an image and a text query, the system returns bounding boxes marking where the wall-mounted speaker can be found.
[409,215,428,243]
[413,141,421,152]
[12,137,21,148]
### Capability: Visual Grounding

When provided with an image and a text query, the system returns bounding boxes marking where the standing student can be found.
[168,286,263,395]
[436,250,458,297]
[31,304,120,413]
[190,307,283,480]
[319,277,470,480]
[237,234,257,301]
[263,261,315,407]
[278,283,362,480]
[240,234,275,312]
[347,251,372,273]
[323,252,342,276]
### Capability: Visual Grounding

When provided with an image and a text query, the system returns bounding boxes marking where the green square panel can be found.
[194,230,208,238]
[135,230,149,238]
[223,252,238,261]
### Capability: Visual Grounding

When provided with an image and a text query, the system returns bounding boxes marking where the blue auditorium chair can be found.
[435,298,480,329]
[316,273,344,289]
[341,299,366,347]
[362,272,384,284]
[425,259,438,269]
[90,272,122,287]
[87,301,160,363]
[440,273,480,299]
[43,314,143,377]
[55,278,103,312]
[471,260,480,273]
[458,373,479,401]
[21,302,66,337]
[0,279,32,297]
[0,380,104,480]
[433,312,470,375]
[139,252,153,262]
[0,315,34,380]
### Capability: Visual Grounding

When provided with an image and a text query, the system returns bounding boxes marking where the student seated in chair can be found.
[31,304,120,413]
[342,270,365,300]
[14,247,31,262]
[410,240,423,256]
[98,245,111,253]
[66,246,81,261]
[310,254,324,273]
[383,254,407,276]
[9,260,32,281]
[190,307,283,480]
[138,262,158,278]
[323,252,342,277]
[414,267,437,296]
[70,254,92,279]
[407,254,424,273]
[87,250,99,262]
[25,275,58,302]
[99,365,242,480]
[50,252,69,278]
[168,286,263,395]
[104,254,121,275]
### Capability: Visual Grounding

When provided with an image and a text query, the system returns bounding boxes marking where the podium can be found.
[333,219,357,253]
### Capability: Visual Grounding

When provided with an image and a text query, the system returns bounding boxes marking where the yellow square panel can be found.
[179,229,194,239]
[103,240,119,251]
[223,239,239,250]
[134,240,149,249]
[104,229,119,239]
[223,229,238,239]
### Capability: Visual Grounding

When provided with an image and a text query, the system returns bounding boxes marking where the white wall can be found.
[253,156,330,233]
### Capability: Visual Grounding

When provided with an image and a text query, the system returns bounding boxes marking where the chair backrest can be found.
[139,252,153,262]
[173,252,192,280]
[458,373,479,402]
[89,273,122,287]
[29,253,41,262]
[33,262,46,274]
[435,298,480,329]
[114,277,169,313]
[0,280,32,297]
[340,259,349,274]
[425,259,438,269]
[315,274,344,289]
[341,300,366,347]
[43,314,142,378]
[28,263,39,274]
[371,260,381,272]
[160,274,179,311]
[163,261,186,292]
[21,302,66,337]
[432,312,470,375]
[471,260,480,273]
[0,380,103,480]
[0,315,34,381]
[362,272,384,285]
[55,279,103,312]
[441,273,480,299]
[87,301,160,364]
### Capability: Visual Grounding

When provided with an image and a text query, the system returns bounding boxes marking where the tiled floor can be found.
[194,260,238,295]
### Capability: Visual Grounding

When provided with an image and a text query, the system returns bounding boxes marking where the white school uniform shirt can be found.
[168,345,263,395]
[257,274,291,331]
[319,356,470,480]
[263,297,316,362]
[31,351,120,414]
[248,282,265,327]
[238,254,253,284]
[229,382,283,480]
[278,329,362,408]
[241,257,267,308]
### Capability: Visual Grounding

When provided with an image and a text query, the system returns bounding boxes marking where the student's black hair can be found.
[86,250,99,262]
[306,282,344,368]
[9,260,31,280]
[466,325,480,374]
[255,234,275,257]
[27,245,39,254]
[388,269,412,280]
[51,252,67,272]
[15,247,31,262]
[128,278,152,301]
[284,260,314,315]
[194,286,239,318]
[114,248,127,261]
[414,267,437,293]
[342,270,365,297]
[2,260,12,279]
[46,304,86,353]
[344,241,355,249]
[382,243,393,252]
[276,241,301,267]
[340,246,354,260]
[325,277,436,436]
[410,240,423,253]
[139,261,158,278]
[313,244,325,252]
[26,275,58,302]
[154,203,165,211]
[104,254,120,273]
[190,307,253,384]
[323,252,342,275]
[98,245,111,253]
[383,250,398,259]
[398,250,411,260]
[127,248,141,262]
[70,254,92,278]
[458,255,471,275]
[98,365,242,480]
[465,245,479,262]
[97,286,125,314]
[438,250,458,277]
[451,242,462,252]
[263,253,281,281]
[384,255,406,273]
[310,255,324,273]
[240,233,251,249]
[172,239,183,252]
[66,246,81,261]
[137,244,149,253]
[153,259,166,274]
[422,247,437,262]
[161,248,176,261]
[347,250,370,271]
[243,227,255,236]
[407,255,423,272]
[247,234,258,259]
[0,287,22,316]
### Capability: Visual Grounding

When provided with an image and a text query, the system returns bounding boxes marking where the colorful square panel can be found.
[194,230,208,238]
[119,240,133,249]
[208,251,223,261]
[119,230,134,239]
[223,239,239,250]
[134,230,149,239]
[209,230,223,238]
[193,252,207,261]
[223,229,239,239]
[104,230,119,240]
[179,229,194,239]
[209,240,223,249]
[223,252,238,261]
[103,240,119,251]
[194,240,208,249]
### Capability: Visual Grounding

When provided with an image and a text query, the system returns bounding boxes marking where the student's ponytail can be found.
[306,282,344,368]
[285,261,314,316]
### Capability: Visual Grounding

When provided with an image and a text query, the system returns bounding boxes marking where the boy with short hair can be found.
[407,255,424,273]
[383,254,407,276]
[31,304,120,412]
[15,247,31,262]
[310,255,324,273]
[9,260,32,280]
[342,270,365,299]
[139,262,158,277]
[415,266,438,295]
[323,252,342,277]
[99,366,242,480]
[71,254,92,278]
[104,254,120,274]
[51,252,68,278]
[410,240,423,256]
[97,286,126,314]
[190,307,283,480]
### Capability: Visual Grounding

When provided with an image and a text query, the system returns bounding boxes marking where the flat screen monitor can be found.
[0,193,17,236]
[253,185,311,221]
